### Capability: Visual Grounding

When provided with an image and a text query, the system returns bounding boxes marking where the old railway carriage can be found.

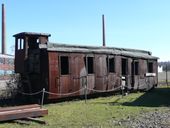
[13,32,158,100]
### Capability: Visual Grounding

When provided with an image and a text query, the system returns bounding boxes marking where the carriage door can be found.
[48,52,59,99]
[131,60,139,89]
[58,54,71,98]
[95,55,107,91]
[84,55,95,94]
[107,56,116,90]
[70,54,84,96]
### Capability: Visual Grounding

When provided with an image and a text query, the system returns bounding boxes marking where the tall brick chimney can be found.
[2,4,6,54]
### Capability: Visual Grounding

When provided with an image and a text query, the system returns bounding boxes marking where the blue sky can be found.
[1,0,170,61]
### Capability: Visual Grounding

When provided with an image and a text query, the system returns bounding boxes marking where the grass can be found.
[0,86,170,128]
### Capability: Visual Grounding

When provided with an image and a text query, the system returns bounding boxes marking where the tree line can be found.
[158,61,170,71]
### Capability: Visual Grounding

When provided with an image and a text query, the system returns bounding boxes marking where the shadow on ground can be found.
[122,87,170,107]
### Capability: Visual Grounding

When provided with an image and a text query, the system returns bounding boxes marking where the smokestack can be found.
[102,14,106,47]
[2,4,6,54]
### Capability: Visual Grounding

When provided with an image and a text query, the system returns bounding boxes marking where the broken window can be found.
[134,61,139,75]
[84,57,94,74]
[148,62,153,73]
[60,56,69,75]
[122,58,128,75]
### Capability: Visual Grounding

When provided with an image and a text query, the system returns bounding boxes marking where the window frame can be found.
[17,38,24,50]
[148,61,154,73]
[106,56,115,73]
[121,58,128,75]
[59,55,70,75]
[134,61,139,75]
[84,55,94,75]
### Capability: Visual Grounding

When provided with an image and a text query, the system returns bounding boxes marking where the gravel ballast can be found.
[113,109,170,128]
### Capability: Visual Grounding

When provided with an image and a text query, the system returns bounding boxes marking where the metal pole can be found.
[84,56,88,104]
[41,88,45,108]
[166,64,168,87]
[121,85,124,98]
[84,76,88,104]
[85,83,87,103]
[2,4,6,54]
[102,14,106,47]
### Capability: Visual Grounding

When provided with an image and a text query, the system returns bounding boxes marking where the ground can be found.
[0,86,170,128]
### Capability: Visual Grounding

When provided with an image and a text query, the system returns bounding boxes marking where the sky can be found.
[0,0,170,61]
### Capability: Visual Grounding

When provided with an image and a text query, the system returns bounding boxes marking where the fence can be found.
[0,85,124,107]
[158,71,170,86]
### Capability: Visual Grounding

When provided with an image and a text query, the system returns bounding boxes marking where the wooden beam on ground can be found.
[0,104,40,112]
[0,104,48,122]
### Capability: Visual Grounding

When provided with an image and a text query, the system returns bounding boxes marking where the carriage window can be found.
[109,58,115,73]
[107,57,115,73]
[28,37,39,49]
[17,39,24,50]
[84,57,94,74]
[134,61,139,75]
[60,56,69,75]
[88,57,94,74]
[20,39,24,49]
[122,58,128,75]
[148,62,153,73]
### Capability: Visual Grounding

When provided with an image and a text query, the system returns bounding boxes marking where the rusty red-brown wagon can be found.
[13,32,158,100]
